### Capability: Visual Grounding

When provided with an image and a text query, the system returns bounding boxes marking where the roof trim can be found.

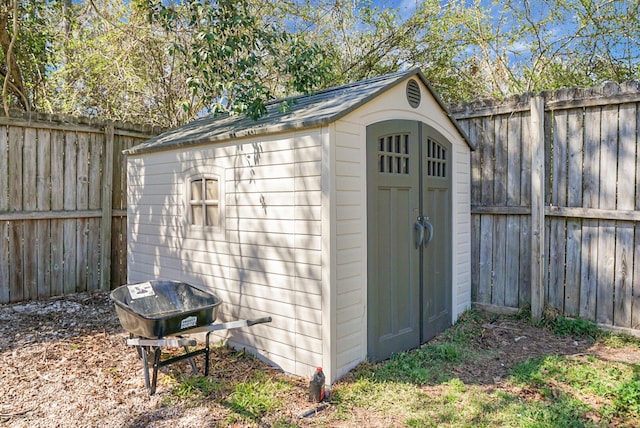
[124,69,474,155]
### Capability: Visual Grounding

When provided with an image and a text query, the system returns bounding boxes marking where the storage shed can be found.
[124,69,474,385]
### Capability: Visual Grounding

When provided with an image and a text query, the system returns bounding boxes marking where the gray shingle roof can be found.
[124,69,471,155]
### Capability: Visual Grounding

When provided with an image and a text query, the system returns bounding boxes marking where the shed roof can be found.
[124,69,473,155]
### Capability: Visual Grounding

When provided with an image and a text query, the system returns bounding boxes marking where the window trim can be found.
[184,165,226,238]
[189,177,220,227]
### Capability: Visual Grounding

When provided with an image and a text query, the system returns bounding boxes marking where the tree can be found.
[44,0,203,127]
[1,0,639,123]
[141,0,334,120]
[0,0,53,114]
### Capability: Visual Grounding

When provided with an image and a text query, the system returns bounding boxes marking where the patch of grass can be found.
[369,342,465,385]
[170,374,221,399]
[225,372,292,422]
[510,353,640,423]
[601,332,640,348]
[357,310,485,386]
[542,315,602,341]
[613,373,640,415]
[519,392,596,428]
[330,312,640,427]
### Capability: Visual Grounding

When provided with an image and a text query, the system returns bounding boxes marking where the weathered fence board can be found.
[0,113,161,303]
[452,80,640,332]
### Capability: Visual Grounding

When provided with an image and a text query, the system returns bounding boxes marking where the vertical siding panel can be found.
[506,114,522,206]
[8,127,23,212]
[596,105,618,325]
[0,221,7,303]
[519,110,532,307]
[634,223,640,330]
[491,215,506,306]
[481,116,495,205]
[549,109,567,311]
[564,109,584,316]
[491,116,507,306]
[470,215,480,303]
[111,134,126,287]
[8,127,24,301]
[51,131,65,211]
[505,113,522,307]
[580,107,601,320]
[63,131,77,294]
[614,224,634,327]
[87,133,103,291]
[0,126,6,210]
[478,117,494,304]
[494,116,508,204]
[468,118,481,303]
[76,133,89,292]
[614,103,636,327]
[111,217,126,287]
[469,119,482,206]
[100,123,114,292]
[36,128,52,298]
[478,215,493,304]
[23,128,37,300]
[0,126,7,303]
[117,137,137,285]
[23,129,37,209]
[634,105,640,330]
[50,130,65,296]
[8,221,23,302]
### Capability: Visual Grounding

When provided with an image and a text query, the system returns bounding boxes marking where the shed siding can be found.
[127,73,471,385]
[453,135,472,319]
[127,131,325,377]
[330,80,472,378]
[333,120,367,377]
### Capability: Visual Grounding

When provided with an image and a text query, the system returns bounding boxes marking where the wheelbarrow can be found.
[110,280,271,395]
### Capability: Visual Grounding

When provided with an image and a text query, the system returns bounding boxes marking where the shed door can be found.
[421,124,452,342]
[367,120,452,362]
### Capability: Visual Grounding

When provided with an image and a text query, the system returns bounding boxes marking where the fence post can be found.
[100,122,114,292]
[530,96,546,321]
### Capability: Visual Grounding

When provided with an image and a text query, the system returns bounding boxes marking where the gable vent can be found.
[406,79,421,108]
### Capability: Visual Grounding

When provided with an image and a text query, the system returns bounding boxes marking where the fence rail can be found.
[0,112,162,303]
[451,81,640,333]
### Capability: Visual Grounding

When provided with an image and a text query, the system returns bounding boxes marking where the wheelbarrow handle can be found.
[246,316,272,326]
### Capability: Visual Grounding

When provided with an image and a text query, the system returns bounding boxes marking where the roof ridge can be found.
[265,69,414,107]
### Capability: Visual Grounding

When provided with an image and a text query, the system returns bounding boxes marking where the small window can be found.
[378,133,410,175]
[190,177,220,227]
[426,138,447,178]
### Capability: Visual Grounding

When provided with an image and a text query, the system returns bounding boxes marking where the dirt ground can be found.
[1,291,639,427]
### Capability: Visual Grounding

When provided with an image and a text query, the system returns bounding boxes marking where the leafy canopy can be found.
[0,0,638,125]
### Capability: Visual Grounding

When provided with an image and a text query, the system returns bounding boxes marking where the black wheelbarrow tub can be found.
[110,280,223,339]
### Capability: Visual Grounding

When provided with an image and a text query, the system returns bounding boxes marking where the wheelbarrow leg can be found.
[204,332,212,376]
[139,345,162,395]
[150,347,162,395]
[183,345,199,374]
[140,346,151,392]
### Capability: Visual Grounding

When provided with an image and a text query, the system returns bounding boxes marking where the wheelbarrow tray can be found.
[110,280,222,339]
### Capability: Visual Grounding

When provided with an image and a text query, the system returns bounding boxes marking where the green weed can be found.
[225,373,291,422]
[613,374,640,415]
[171,374,221,399]
[543,315,601,340]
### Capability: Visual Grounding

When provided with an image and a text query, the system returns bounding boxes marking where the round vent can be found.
[406,79,421,108]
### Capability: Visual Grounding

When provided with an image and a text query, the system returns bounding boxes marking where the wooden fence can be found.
[0,112,162,304]
[2,83,640,336]
[451,81,640,334]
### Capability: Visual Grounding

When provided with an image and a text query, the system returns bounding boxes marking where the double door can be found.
[366,120,452,362]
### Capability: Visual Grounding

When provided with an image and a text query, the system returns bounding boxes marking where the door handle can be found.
[414,221,424,249]
[423,219,433,247]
